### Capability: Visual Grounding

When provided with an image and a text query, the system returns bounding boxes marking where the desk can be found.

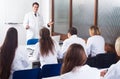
[42,76,60,79]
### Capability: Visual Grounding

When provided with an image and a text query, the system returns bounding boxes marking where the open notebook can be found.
[42,76,60,79]
[52,35,60,43]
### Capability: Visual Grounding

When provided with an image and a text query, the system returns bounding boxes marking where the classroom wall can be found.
[72,0,120,44]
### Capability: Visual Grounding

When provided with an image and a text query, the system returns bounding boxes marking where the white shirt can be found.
[86,35,105,57]
[9,46,30,79]
[60,65,100,79]
[23,12,44,40]
[103,60,120,79]
[61,35,87,57]
[32,39,62,67]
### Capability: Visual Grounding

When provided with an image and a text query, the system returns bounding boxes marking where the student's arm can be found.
[86,38,92,56]
[12,46,31,70]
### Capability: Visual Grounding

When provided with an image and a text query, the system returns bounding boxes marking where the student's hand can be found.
[100,70,108,77]
[26,25,30,30]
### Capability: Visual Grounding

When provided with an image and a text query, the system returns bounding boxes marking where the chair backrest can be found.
[86,53,118,69]
[13,68,42,79]
[27,38,39,45]
[42,63,62,78]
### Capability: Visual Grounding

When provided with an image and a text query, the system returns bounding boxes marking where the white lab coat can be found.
[60,65,100,79]
[103,60,120,79]
[61,35,87,57]
[86,35,105,57]
[32,39,62,67]
[9,46,30,79]
[23,12,44,41]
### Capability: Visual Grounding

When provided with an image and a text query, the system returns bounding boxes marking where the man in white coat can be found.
[61,27,87,58]
[23,2,44,41]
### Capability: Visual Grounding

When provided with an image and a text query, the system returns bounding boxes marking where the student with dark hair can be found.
[0,27,30,79]
[61,27,87,58]
[86,25,105,57]
[60,44,100,79]
[32,27,61,67]
[23,2,53,42]
[23,2,44,41]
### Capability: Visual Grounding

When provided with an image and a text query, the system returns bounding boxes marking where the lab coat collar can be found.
[72,65,89,72]
[70,35,77,38]
[32,12,39,17]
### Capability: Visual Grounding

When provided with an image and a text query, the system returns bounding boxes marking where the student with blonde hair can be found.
[101,37,120,79]
[86,25,105,57]
[60,44,100,79]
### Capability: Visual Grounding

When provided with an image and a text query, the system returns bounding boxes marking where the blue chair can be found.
[42,63,62,78]
[27,38,39,45]
[13,68,42,79]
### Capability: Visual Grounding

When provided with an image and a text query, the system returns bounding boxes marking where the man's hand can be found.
[26,25,30,30]
[47,22,54,27]
[100,70,108,77]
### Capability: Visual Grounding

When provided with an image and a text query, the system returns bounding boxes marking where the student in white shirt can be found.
[0,27,30,79]
[33,27,61,67]
[101,37,120,79]
[61,27,87,58]
[60,44,100,79]
[86,25,105,57]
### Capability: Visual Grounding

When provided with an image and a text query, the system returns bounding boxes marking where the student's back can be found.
[86,26,105,57]
[60,65,100,79]
[10,46,30,79]
[61,27,86,57]
[61,44,100,79]
[33,40,60,67]
[0,27,30,79]
[32,27,61,67]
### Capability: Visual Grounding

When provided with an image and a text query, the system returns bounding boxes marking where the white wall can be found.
[0,24,26,45]
[0,0,50,46]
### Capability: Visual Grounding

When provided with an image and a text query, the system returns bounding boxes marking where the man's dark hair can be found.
[68,27,77,35]
[32,2,39,7]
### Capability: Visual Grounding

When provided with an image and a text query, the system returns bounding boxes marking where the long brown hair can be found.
[39,27,54,56]
[61,44,87,74]
[0,27,18,79]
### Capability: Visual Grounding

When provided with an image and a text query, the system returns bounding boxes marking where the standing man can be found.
[23,2,44,41]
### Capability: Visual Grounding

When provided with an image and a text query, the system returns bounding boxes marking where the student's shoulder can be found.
[60,71,73,79]
[63,38,70,43]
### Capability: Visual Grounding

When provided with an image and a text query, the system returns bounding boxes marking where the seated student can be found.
[101,37,120,79]
[86,25,105,57]
[61,27,87,58]
[86,42,119,68]
[60,44,100,79]
[0,27,30,79]
[32,27,61,67]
